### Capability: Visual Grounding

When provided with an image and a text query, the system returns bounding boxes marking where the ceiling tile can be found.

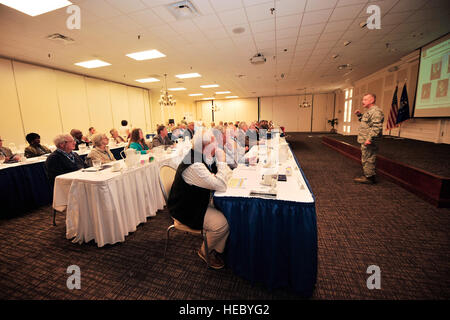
[192,14,223,29]
[337,0,368,6]
[380,12,415,26]
[323,19,353,32]
[329,4,366,21]
[202,26,230,40]
[389,0,427,13]
[209,0,243,12]
[128,9,165,28]
[170,20,200,34]
[358,0,398,17]
[78,0,123,19]
[245,3,274,22]
[218,8,248,26]
[251,19,276,33]
[106,0,147,14]
[277,27,300,39]
[151,5,177,23]
[191,0,216,15]
[276,14,302,29]
[305,0,338,12]
[302,9,333,25]
[299,23,326,35]
[275,0,307,16]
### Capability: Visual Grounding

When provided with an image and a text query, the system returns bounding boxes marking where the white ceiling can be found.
[0,0,449,101]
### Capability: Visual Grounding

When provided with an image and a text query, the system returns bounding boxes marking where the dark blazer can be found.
[151,134,174,148]
[45,150,86,188]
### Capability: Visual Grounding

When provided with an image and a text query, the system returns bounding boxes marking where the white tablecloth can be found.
[53,142,191,247]
[214,139,314,203]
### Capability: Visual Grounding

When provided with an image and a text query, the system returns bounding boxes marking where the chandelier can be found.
[299,88,311,108]
[159,74,176,107]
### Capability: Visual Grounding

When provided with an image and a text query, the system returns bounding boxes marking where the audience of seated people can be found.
[152,125,174,148]
[86,133,115,165]
[45,134,86,187]
[128,128,150,154]
[24,132,51,158]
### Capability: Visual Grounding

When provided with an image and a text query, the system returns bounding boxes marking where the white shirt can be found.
[182,161,232,192]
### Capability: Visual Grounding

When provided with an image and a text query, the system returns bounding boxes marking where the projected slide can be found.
[414,34,450,117]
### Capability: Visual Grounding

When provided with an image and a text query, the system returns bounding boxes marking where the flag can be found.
[396,84,410,124]
[386,85,398,130]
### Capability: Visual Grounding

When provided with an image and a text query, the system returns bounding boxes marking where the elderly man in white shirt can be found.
[167,128,232,269]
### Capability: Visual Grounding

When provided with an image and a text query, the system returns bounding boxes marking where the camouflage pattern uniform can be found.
[357,105,384,178]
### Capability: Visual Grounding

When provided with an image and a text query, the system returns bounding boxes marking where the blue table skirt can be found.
[0,162,52,218]
[213,144,317,296]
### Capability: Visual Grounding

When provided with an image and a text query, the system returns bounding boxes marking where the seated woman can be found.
[86,133,115,165]
[110,128,126,144]
[24,132,51,158]
[128,128,150,154]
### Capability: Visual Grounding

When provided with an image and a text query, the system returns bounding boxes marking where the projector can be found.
[250,53,266,65]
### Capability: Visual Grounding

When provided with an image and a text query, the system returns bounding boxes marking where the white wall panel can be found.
[0,58,24,148]
[55,70,90,134]
[110,82,130,131]
[13,61,62,146]
[85,78,114,135]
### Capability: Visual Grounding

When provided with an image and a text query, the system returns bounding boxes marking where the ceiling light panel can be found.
[168,87,187,91]
[175,73,201,79]
[0,0,72,16]
[200,84,219,88]
[126,49,166,60]
[74,59,111,69]
[135,78,160,83]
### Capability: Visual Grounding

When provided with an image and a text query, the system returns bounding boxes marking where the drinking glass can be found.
[92,159,102,170]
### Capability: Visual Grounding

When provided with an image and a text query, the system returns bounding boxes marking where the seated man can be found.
[167,129,232,269]
[87,127,96,140]
[70,129,89,150]
[0,136,20,163]
[183,122,195,140]
[152,125,174,148]
[24,132,51,158]
[110,128,126,144]
[45,134,86,187]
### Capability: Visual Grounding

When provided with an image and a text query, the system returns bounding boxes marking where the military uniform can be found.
[357,105,384,179]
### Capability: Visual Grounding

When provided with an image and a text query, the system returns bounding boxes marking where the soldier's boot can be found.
[353,175,375,184]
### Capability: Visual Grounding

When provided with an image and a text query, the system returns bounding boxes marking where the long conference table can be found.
[0,144,126,218]
[213,138,317,296]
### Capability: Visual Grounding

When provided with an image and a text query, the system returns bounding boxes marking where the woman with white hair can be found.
[86,133,115,165]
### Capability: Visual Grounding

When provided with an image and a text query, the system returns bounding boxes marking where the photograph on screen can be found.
[421,83,431,100]
[430,60,442,80]
[436,79,448,98]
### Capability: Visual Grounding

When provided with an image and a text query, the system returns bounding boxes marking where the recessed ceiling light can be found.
[215,91,231,94]
[126,49,166,61]
[0,0,72,16]
[226,96,238,98]
[75,59,111,69]
[135,78,160,83]
[343,41,351,46]
[203,97,215,100]
[188,93,203,96]
[168,87,186,91]
[200,84,219,88]
[175,73,201,79]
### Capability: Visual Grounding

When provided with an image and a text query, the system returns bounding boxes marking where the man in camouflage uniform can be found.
[354,93,384,184]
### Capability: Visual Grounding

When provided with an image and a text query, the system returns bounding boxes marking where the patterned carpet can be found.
[0,132,449,300]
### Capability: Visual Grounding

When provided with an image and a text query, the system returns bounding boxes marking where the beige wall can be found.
[338,50,450,144]
[196,98,258,126]
[0,57,152,148]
